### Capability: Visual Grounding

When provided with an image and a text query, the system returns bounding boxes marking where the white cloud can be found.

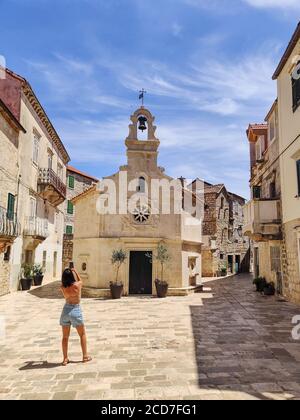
[243,0,300,10]
[25,55,130,112]
[184,0,300,11]
[116,50,276,118]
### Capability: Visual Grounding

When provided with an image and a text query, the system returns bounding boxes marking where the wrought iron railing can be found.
[24,216,49,239]
[38,168,67,198]
[0,206,20,238]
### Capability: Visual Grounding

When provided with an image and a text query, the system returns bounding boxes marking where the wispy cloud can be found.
[25,54,130,112]
[243,0,300,10]
[114,49,277,118]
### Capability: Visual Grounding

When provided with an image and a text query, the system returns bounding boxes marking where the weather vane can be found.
[139,89,147,106]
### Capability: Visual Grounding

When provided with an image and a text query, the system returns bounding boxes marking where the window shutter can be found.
[68,176,75,189]
[7,193,15,221]
[66,225,73,235]
[292,73,300,112]
[67,201,74,215]
[270,246,281,272]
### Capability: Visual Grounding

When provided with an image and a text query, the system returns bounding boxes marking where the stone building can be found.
[0,98,25,295]
[0,67,70,292]
[72,107,203,297]
[191,180,250,277]
[62,166,98,270]
[243,108,283,290]
[272,22,300,303]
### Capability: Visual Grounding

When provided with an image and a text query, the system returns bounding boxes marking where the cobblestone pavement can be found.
[1,274,300,400]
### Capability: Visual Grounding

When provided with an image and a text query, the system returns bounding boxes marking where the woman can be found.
[60,267,92,366]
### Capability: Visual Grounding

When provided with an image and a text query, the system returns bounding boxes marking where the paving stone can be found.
[53,392,77,400]
[1,274,300,400]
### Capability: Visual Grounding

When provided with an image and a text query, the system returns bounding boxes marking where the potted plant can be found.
[110,249,127,299]
[148,244,171,298]
[263,282,275,296]
[219,263,227,277]
[33,264,44,286]
[20,264,33,291]
[253,277,267,292]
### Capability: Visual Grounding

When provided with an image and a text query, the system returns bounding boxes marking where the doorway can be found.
[228,255,234,273]
[129,251,152,295]
[235,255,241,273]
[254,247,260,278]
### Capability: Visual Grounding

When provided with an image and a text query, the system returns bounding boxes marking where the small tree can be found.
[147,244,171,284]
[33,264,44,277]
[111,249,127,285]
[22,264,33,279]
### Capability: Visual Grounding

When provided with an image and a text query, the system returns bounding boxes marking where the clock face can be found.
[132,205,150,224]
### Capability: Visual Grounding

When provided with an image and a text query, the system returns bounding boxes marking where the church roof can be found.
[204,183,225,194]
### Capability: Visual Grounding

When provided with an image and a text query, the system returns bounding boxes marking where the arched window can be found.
[137,177,146,193]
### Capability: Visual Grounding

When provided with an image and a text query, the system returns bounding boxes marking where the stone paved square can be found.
[1,274,300,400]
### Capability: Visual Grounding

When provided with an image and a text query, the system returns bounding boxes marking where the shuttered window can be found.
[270,247,281,272]
[68,176,75,189]
[67,201,74,215]
[7,193,15,221]
[292,70,300,112]
[66,225,73,235]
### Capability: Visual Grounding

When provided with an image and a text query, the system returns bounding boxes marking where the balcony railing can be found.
[0,206,20,239]
[243,199,281,240]
[38,168,66,206]
[24,216,49,240]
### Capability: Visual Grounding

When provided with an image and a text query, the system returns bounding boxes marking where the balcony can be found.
[0,206,20,252]
[38,168,66,206]
[243,199,282,241]
[24,217,49,241]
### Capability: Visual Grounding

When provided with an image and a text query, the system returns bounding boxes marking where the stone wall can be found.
[203,192,217,236]
[0,110,19,295]
[62,234,74,270]
[282,219,300,304]
[0,255,9,296]
[203,187,250,277]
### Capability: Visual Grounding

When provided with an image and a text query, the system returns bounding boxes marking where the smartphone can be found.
[69,262,74,269]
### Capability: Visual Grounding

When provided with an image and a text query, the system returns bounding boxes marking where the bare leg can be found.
[62,326,71,365]
[76,325,91,362]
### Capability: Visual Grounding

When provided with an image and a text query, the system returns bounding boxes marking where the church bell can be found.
[138,116,147,132]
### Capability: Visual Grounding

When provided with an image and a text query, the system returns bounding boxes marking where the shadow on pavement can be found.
[28,281,63,300]
[190,274,300,401]
[19,360,82,370]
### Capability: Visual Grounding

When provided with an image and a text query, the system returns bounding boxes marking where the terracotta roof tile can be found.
[67,165,98,182]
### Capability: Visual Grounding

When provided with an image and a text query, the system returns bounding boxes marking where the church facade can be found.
[72,107,203,297]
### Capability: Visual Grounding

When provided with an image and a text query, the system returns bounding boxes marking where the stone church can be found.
[72,107,203,297]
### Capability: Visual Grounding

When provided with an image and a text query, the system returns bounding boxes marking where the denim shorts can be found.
[60,304,84,328]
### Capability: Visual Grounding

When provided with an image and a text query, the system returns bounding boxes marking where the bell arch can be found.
[126,107,159,142]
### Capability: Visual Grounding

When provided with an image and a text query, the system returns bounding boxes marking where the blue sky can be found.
[0,0,299,197]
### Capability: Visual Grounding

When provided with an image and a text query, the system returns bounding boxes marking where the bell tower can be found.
[125,107,160,171]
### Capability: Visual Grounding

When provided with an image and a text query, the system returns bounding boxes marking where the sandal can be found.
[62,359,70,366]
[83,356,92,364]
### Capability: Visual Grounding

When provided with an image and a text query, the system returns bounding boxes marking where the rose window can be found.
[132,205,150,223]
